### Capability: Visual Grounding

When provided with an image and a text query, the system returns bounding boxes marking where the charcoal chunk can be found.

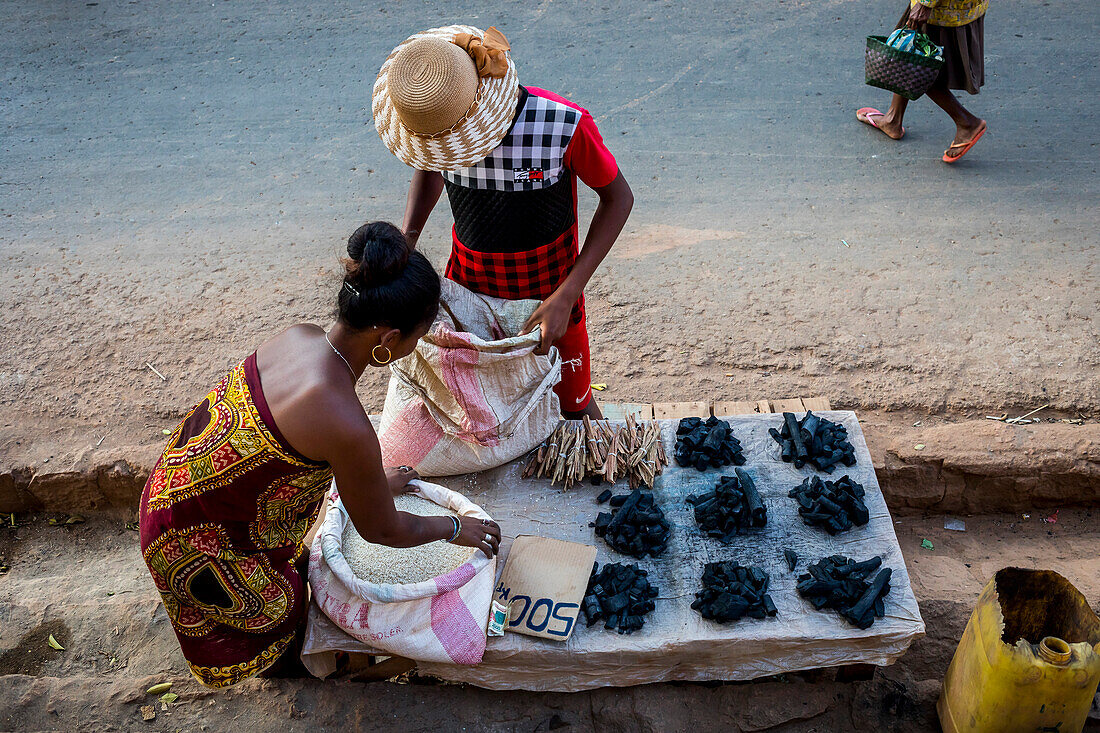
[594,488,671,558]
[693,561,776,623]
[783,548,799,572]
[593,512,612,536]
[688,469,767,541]
[581,563,658,635]
[674,416,745,472]
[770,411,858,472]
[787,475,870,534]
[796,555,892,629]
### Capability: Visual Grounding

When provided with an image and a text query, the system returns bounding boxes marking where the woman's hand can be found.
[385,465,419,496]
[521,293,573,355]
[451,516,502,558]
[907,2,932,27]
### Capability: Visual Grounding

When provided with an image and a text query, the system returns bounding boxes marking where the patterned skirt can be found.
[139,353,332,687]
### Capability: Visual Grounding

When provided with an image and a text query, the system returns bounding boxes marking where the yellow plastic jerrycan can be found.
[938,568,1100,733]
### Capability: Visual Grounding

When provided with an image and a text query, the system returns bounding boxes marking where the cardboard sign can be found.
[493,536,596,641]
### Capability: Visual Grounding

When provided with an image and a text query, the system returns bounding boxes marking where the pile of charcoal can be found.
[674,417,746,471]
[788,475,870,534]
[686,467,766,542]
[769,411,857,472]
[796,555,892,629]
[592,488,671,558]
[692,561,777,622]
[582,562,659,634]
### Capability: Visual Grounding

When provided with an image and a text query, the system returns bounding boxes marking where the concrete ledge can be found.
[0,447,152,514]
[875,420,1100,515]
[1,423,1097,516]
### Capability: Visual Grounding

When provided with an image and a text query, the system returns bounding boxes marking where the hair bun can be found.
[345,221,410,290]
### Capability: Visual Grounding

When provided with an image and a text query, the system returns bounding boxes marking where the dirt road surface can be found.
[2,0,1097,468]
[2,0,1099,730]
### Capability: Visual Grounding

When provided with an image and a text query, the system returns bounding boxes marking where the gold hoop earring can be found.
[371,344,392,365]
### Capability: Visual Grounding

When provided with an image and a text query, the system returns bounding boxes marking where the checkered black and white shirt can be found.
[443,91,580,192]
[441,87,619,255]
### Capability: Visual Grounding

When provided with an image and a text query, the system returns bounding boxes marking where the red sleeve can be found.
[526,87,619,189]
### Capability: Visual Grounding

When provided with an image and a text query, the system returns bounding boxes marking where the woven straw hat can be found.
[373,25,520,172]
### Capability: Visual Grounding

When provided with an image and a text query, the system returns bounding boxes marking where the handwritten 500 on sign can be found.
[497,581,579,638]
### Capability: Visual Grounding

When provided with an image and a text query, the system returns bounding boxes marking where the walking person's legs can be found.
[926,78,986,161]
[857,93,908,139]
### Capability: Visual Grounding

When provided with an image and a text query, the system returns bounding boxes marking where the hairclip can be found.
[343,282,360,298]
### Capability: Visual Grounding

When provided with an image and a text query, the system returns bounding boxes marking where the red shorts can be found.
[553,311,592,413]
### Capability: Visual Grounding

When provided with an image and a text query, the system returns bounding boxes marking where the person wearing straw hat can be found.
[373,25,634,419]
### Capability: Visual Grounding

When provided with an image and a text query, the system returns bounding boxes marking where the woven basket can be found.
[864,35,944,101]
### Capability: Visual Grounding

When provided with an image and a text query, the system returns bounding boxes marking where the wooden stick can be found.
[551,430,572,485]
[522,450,540,479]
[583,416,602,473]
[1006,403,1051,424]
[536,422,563,479]
[604,429,620,481]
[576,425,587,488]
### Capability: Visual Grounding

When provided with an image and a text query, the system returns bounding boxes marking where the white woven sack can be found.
[308,479,496,665]
[377,279,561,477]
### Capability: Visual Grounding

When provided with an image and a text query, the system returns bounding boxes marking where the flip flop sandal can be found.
[856,107,905,139]
[943,123,987,163]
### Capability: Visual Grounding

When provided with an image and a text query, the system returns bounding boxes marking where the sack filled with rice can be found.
[308,479,496,665]
[342,494,476,585]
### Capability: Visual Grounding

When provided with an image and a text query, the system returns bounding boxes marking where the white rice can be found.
[342,493,477,585]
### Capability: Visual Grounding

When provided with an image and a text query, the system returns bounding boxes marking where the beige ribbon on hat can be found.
[452,26,511,78]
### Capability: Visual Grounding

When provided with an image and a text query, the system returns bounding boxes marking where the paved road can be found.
[1,0,1097,462]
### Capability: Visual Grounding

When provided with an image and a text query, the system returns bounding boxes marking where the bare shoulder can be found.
[255,324,374,463]
[277,376,374,462]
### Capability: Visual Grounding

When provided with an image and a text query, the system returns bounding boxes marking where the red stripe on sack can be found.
[378,400,443,468]
[429,584,485,665]
[440,345,499,446]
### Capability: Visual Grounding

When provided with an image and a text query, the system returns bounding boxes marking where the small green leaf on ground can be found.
[49,514,85,526]
[159,692,178,705]
[161,429,172,435]
[48,634,65,651]
[914,444,925,450]
[145,682,172,695]
[921,539,934,550]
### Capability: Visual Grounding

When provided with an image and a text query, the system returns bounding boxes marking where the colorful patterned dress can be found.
[139,353,332,688]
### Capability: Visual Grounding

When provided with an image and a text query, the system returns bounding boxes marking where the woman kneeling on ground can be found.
[138,222,501,688]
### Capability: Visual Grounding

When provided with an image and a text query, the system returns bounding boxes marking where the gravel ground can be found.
[1,0,1097,470]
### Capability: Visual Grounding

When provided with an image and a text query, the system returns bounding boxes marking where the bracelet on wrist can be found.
[444,515,461,543]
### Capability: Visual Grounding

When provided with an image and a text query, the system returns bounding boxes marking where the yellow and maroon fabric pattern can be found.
[139,353,332,688]
[912,0,988,28]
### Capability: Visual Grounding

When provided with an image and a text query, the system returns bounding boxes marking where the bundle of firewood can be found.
[522,415,669,491]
